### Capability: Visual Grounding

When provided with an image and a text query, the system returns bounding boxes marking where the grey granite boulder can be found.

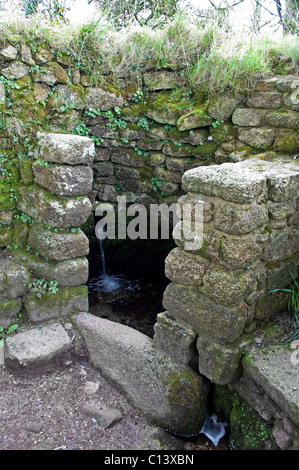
[5,323,72,371]
[36,133,95,165]
[73,312,209,436]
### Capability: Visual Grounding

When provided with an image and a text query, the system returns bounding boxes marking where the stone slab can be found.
[241,344,299,426]
[32,162,93,197]
[24,286,88,323]
[153,311,198,367]
[17,186,92,228]
[5,323,72,370]
[73,312,209,436]
[182,158,299,204]
[0,254,30,300]
[163,282,248,343]
[28,224,89,261]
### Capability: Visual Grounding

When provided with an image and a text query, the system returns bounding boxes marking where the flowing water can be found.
[87,228,167,337]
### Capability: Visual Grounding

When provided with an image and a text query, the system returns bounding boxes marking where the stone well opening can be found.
[85,209,176,338]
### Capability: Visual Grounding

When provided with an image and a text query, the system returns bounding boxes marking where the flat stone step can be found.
[4,322,72,373]
[242,344,299,427]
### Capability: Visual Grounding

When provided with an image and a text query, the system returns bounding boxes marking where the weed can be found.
[0,322,19,347]
[29,278,60,298]
[150,177,165,195]
[268,271,299,343]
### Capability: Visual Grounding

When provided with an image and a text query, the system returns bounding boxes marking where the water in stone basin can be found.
[87,233,167,337]
[88,272,134,293]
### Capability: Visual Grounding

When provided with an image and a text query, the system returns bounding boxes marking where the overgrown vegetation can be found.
[269,271,299,343]
[0,10,298,96]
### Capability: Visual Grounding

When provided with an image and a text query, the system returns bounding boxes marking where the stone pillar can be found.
[156,156,299,385]
[16,132,95,323]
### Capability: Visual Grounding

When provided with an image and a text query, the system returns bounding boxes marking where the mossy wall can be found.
[1,36,298,241]
[0,36,298,450]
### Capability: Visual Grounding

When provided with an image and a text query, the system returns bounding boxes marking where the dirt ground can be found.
[1,306,294,453]
[0,330,230,452]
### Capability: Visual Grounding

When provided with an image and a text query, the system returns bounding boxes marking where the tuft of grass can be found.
[268,271,299,344]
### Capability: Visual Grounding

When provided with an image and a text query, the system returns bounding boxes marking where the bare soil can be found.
[0,329,229,452]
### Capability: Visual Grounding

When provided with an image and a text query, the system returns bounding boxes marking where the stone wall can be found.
[84,73,299,208]
[154,156,299,448]
[0,38,298,224]
[1,133,95,325]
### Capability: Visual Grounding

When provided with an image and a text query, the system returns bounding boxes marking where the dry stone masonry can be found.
[0,134,95,325]
[159,157,299,383]
[0,36,298,449]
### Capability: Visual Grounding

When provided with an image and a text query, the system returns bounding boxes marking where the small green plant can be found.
[14,213,33,224]
[211,119,224,128]
[102,110,114,119]
[137,116,149,131]
[9,188,17,202]
[0,323,19,347]
[84,107,102,117]
[35,157,49,167]
[150,177,164,195]
[72,121,104,146]
[268,271,299,343]
[29,278,60,298]
[134,147,147,157]
[106,117,127,129]
[59,102,75,113]
[0,153,12,179]
[131,88,145,103]
[7,242,19,250]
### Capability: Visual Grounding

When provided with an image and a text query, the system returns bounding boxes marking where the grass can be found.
[0,9,298,96]
[268,271,299,343]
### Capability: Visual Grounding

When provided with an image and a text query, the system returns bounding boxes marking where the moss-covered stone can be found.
[177,105,213,131]
[19,159,33,185]
[24,285,88,323]
[208,94,242,121]
[254,290,288,323]
[230,394,278,450]
[145,90,192,125]
[0,298,22,328]
[163,368,208,435]
[265,109,299,129]
[16,184,92,228]
[0,182,16,211]
[13,217,29,248]
[43,61,69,84]
[33,43,54,64]
[6,76,46,123]
[0,225,13,247]
[209,122,237,144]
[273,131,299,154]
[47,83,85,110]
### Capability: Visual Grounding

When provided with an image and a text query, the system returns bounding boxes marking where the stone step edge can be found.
[2,321,75,374]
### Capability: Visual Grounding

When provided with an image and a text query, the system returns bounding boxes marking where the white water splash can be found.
[200,413,227,447]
